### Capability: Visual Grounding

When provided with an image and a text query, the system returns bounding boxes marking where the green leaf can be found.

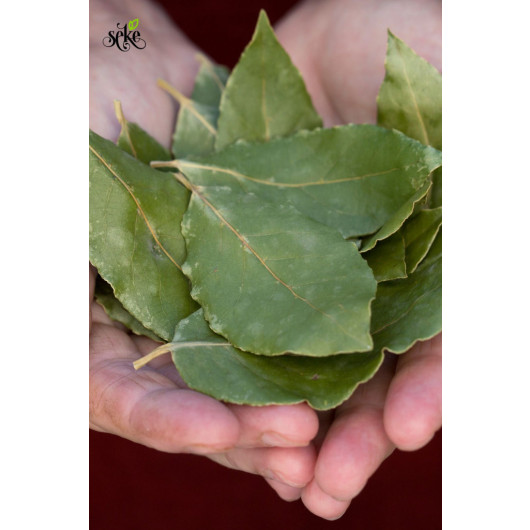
[191,54,229,107]
[89,130,198,341]
[378,31,442,150]
[179,181,376,356]
[114,100,171,164]
[169,125,441,239]
[378,31,442,207]
[363,231,407,282]
[417,228,441,271]
[360,180,431,252]
[429,167,442,208]
[161,241,441,409]
[403,207,442,273]
[159,57,229,160]
[165,309,383,410]
[215,10,322,150]
[158,79,220,159]
[371,252,441,354]
[94,276,162,341]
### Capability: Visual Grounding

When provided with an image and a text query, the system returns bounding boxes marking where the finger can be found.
[130,333,320,449]
[102,323,319,450]
[228,404,320,449]
[264,478,303,502]
[384,334,442,450]
[209,444,316,490]
[313,410,335,450]
[302,356,396,518]
[90,325,240,454]
[301,480,350,521]
[89,264,96,302]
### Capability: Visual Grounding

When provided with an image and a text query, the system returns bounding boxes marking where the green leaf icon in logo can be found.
[128,18,139,31]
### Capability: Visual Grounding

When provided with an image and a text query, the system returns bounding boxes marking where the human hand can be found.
[274,0,442,518]
[89,0,319,492]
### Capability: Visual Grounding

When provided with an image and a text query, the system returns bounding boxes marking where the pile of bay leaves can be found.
[89,11,441,410]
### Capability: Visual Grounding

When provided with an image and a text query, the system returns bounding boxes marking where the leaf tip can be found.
[257,9,271,25]
[157,78,190,107]
[255,9,274,36]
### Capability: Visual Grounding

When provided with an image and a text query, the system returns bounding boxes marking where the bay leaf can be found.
[416,228,441,270]
[158,79,220,159]
[164,309,383,410]
[168,125,441,239]
[360,180,431,252]
[152,246,441,409]
[377,31,442,207]
[429,167,442,208]
[103,101,173,332]
[94,276,162,342]
[179,181,376,356]
[114,100,171,164]
[191,54,229,107]
[158,57,229,160]
[371,252,442,354]
[378,31,442,150]
[215,10,322,150]
[89,130,198,341]
[403,207,442,273]
[363,231,407,282]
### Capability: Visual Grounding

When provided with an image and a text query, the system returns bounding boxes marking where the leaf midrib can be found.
[396,44,430,145]
[177,161,400,188]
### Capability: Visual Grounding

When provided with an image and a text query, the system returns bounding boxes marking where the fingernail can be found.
[260,432,301,447]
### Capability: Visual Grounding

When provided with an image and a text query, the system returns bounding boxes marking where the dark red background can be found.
[90,429,441,529]
[90,1,441,528]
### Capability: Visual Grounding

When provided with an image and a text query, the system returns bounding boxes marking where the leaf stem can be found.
[157,78,190,106]
[156,78,217,136]
[113,100,125,127]
[133,343,172,370]
[172,172,194,192]
[148,160,194,192]
[133,340,229,370]
[113,100,137,158]
[150,160,179,169]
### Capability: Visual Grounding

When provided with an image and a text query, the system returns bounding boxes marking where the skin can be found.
[90,0,441,520]
[90,0,319,495]
[274,0,441,518]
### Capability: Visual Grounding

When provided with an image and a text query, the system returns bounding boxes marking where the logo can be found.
[102,18,146,52]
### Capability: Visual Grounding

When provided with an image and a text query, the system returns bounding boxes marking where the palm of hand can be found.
[90,267,319,481]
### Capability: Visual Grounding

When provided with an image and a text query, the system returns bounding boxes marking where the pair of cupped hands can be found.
[90,0,441,520]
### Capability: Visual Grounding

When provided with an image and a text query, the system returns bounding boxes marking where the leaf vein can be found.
[397,47,430,145]
[177,161,400,188]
